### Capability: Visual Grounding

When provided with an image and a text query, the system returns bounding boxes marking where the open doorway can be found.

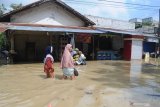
[25,42,36,62]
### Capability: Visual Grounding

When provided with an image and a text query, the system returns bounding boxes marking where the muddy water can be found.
[0,60,160,107]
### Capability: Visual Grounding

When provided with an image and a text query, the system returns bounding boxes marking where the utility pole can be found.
[158,9,160,47]
[159,9,160,37]
[156,9,160,66]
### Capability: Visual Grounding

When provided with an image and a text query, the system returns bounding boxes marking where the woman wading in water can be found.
[60,44,75,80]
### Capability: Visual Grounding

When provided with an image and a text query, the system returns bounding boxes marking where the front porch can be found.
[0,23,145,64]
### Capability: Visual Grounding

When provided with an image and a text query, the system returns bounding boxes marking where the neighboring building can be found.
[86,15,135,30]
[86,15,143,60]
[129,17,159,54]
[129,18,142,29]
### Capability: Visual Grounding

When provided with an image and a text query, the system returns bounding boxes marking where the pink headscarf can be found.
[60,44,74,68]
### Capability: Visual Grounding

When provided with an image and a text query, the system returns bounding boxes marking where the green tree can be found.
[0,32,5,50]
[10,3,23,10]
[0,4,7,16]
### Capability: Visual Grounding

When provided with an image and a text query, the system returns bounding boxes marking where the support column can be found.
[10,35,15,53]
[92,35,95,60]
[70,34,75,49]
[131,39,143,60]
[9,33,16,64]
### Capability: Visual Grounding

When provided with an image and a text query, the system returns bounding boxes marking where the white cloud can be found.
[130,0,150,5]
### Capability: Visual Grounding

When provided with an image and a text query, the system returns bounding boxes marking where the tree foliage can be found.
[10,3,23,10]
[0,4,6,16]
[0,33,5,50]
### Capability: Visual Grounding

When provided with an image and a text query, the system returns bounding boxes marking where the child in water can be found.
[44,46,54,78]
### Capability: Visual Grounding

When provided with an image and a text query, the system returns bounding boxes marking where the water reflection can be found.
[128,60,160,107]
[0,61,160,107]
[129,60,142,85]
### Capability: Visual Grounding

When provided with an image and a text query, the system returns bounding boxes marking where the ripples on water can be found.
[0,61,160,107]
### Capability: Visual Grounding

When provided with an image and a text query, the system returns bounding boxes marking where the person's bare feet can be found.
[62,75,67,80]
[70,75,75,80]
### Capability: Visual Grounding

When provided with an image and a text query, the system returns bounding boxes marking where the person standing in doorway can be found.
[60,44,75,80]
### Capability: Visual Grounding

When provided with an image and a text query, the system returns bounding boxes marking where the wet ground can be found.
[0,60,160,107]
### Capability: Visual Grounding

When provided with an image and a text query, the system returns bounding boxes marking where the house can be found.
[0,0,103,63]
[0,0,145,63]
[130,17,160,55]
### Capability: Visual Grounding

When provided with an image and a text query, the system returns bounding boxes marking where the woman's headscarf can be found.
[60,44,74,68]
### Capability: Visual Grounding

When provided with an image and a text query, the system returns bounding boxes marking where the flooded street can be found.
[0,60,160,107]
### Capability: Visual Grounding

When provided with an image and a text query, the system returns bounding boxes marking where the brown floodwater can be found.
[0,60,160,107]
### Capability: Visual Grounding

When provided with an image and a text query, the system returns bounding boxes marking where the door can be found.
[26,42,36,61]
[123,40,132,60]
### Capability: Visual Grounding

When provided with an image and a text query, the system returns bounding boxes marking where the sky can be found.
[0,0,160,21]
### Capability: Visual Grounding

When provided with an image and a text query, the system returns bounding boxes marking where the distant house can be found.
[86,15,135,30]
[129,17,159,55]
[86,15,144,60]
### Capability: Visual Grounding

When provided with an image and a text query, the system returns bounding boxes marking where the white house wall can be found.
[11,2,85,26]
[86,15,135,30]
[131,40,143,60]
